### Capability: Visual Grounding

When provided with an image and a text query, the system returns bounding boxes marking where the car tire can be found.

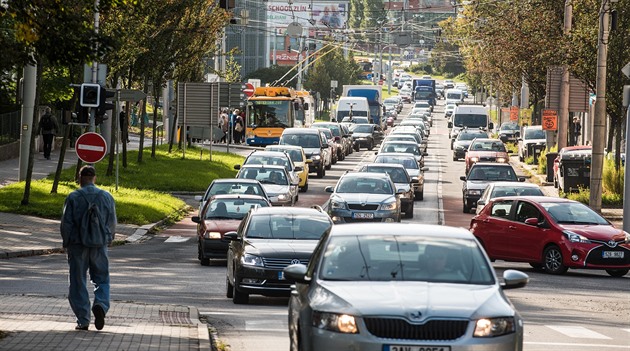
[368,141,374,151]
[404,202,414,218]
[325,161,332,170]
[226,276,234,298]
[300,182,308,193]
[453,155,457,161]
[543,246,568,275]
[463,201,470,213]
[232,277,249,304]
[415,189,424,201]
[198,242,210,266]
[317,167,324,178]
[553,176,558,188]
[606,269,629,277]
[354,144,360,152]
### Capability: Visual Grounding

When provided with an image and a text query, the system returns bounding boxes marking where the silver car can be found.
[284,223,529,351]
[235,164,299,206]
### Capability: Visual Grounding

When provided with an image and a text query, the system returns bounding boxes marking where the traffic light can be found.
[95,86,115,125]
[80,83,100,107]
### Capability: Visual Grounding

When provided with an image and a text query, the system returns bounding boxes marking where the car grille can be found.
[479,157,496,162]
[363,318,469,340]
[348,204,379,210]
[343,217,382,223]
[263,257,309,269]
[585,246,630,266]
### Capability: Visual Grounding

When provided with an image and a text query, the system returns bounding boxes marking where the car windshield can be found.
[204,198,269,220]
[281,134,320,148]
[319,236,494,284]
[380,143,420,156]
[245,214,331,240]
[469,141,507,152]
[245,155,291,170]
[501,123,519,131]
[458,133,485,141]
[491,186,543,197]
[350,124,372,133]
[524,128,546,139]
[363,167,409,183]
[336,178,393,194]
[342,117,369,123]
[205,182,265,200]
[541,202,609,225]
[267,148,303,162]
[468,166,517,181]
[375,156,419,170]
[238,168,288,185]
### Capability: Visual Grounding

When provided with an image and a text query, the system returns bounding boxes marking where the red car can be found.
[465,138,509,174]
[470,196,630,277]
[192,194,271,265]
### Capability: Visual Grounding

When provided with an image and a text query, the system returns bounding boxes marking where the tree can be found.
[245,65,294,87]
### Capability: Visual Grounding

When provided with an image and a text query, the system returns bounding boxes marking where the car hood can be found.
[523,138,546,145]
[467,151,508,158]
[333,193,396,203]
[316,281,512,319]
[394,183,412,192]
[466,180,494,191]
[303,148,322,156]
[352,132,372,138]
[262,184,291,195]
[453,141,472,149]
[560,224,626,241]
[203,219,242,233]
[244,239,319,258]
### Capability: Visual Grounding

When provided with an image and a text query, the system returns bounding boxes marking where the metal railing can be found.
[0,111,20,145]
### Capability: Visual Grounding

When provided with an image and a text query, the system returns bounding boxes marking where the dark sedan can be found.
[225,206,333,304]
[461,163,524,213]
[349,123,384,151]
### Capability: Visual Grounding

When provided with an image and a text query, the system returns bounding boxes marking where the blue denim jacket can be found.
[60,184,117,248]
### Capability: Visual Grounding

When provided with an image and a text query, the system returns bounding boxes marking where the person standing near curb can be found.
[38,107,59,160]
[60,165,117,331]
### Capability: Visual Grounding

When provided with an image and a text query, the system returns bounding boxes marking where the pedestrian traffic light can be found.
[95,86,115,125]
[80,83,100,107]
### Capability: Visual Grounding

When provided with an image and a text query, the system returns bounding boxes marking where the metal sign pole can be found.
[115,89,120,191]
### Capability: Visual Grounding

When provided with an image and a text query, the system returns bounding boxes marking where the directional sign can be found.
[243,83,255,97]
[118,89,147,102]
[75,132,107,163]
[622,62,630,78]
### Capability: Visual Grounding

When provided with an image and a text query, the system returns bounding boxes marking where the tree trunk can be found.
[51,121,72,193]
[151,83,159,158]
[137,76,147,164]
[106,73,119,176]
[21,58,43,206]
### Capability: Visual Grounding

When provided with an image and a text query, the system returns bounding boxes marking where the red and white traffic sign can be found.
[75,132,107,163]
[243,83,255,97]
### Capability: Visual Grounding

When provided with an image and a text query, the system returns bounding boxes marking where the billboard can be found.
[266,1,348,29]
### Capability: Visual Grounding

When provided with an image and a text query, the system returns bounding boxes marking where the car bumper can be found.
[453,149,467,158]
[464,194,482,207]
[200,238,229,259]
[235,266,297,296]
[562,242,630,269]
[307,159,322,172]
[269,196,294,206]
[353,138,372,147]
[329,209,400,224]
[304,323,523,351]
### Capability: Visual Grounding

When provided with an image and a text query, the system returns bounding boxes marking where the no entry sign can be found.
[75,132,107,163]
[243,83,255,97]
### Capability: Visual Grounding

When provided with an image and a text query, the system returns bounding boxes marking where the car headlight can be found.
[467,189,482,196]
[277,194,289,201]
[470,157,479,163]
[312,311,358,334]
[474,317,515,337]
[311,154,321,160]
[455,145,465,151]
[381,201,398,210]
[625,232,630,243]
[563,230,590,243]
[331,200,346,209]
[204,231,221,239]
[241,253,264,267]
[496,157,507,163]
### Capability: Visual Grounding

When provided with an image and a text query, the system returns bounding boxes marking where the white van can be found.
[448,104,493,141]
[336,97,370,122]
[445,88,464,106]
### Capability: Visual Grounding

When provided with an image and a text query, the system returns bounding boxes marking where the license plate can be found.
[385,346,450,351]
[602,251,624,258]
[353,212,374,219]
[278,271,285,280]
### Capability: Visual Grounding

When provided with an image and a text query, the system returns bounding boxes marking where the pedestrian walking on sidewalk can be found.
[37,107,59,160]
[572,116,581,146]
[60,166,117,331]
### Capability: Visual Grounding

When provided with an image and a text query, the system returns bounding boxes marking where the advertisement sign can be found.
[266,2,348,29]
[542,110,558,131]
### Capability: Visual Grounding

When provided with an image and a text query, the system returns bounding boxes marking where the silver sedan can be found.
[284,223,529,351]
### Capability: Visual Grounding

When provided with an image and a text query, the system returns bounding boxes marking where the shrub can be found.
[537,145,558,175]
[602,157,623,194]
[524,155,535,165]
[565,187,623,207]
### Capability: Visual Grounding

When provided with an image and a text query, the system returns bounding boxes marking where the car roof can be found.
[266,144,303,151]
[493,196,574,205]
[342,172,392,180]
[329,223,475,240]
[560,145,592,152]
[212,178,261,185]
[470,162,515,168]
[488,181,540,188]
[382,141,419,145]
[283,128,320,135]
[470,138,502,143]
[375,152,416,159]
[362,163,406,170]
[248,150,289,157]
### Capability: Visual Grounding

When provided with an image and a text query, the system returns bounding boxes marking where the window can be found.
[490,200,513,219]
[515,202,542,223]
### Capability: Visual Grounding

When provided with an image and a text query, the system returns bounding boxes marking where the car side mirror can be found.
[224,231,239,241]
[234,164,241,170]
[421,167,429,172]
[411,178,419,184]
[448,122,453,128]
[488,122,494,130]
[518,177,526,182]
[423,152,429,156]
[191,216,201,223]
[294,166,303,172]
[501,269,529,290]
[460,176,467,181]
[477,199,486,207]
[283,264,310,284]
[499,135,508,143]
[524,218,539,226]
[325,186,334,193]
[194,195,203,201]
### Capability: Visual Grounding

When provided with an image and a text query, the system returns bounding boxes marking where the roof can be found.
[282,128,320,135]
[212,178,261,185]
[266,144,304,151]
[470,162,515,168]
[342,172,392,180]
[362,163,406,170]
[329,223,475,240]
[375,152,416,160]
[487,181,540,188]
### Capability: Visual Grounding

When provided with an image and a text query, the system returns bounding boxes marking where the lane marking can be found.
[164,236,190,243]
[245,320,287,332]
[546,325,611,339]
[525,342,628,349]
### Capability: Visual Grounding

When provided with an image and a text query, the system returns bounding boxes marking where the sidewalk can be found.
[0,135,219,351]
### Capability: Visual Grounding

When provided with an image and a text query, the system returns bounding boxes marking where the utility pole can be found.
[90,0,100,133]
[557,0,572,150]
[590,0,613,212]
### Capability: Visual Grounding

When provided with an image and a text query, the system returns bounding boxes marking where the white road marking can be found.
[525,342,629,349]
[245,320,286,332]
[546,325,611,339]
[164,236,190,243]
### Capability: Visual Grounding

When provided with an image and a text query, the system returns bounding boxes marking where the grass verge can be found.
[0,145,244,225]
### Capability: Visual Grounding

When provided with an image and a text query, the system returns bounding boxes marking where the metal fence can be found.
[0,111,20,145]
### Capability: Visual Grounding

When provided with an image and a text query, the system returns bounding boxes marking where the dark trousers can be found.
[42,134,54,159]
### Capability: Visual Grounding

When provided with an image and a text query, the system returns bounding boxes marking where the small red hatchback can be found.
[470,196,630,277]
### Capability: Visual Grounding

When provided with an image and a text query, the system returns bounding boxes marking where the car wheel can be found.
[606,269,629,277]
[529,263,544,272]
[404,202,414,219]
[198,242,210,266]
[300,182,308,193]
[368,141,374,151]
[325,161,332,170]
[354,144,360,152]
[553,176,558,188]
[415,189,424,201]
[232,276,249,304]
[453,155,457,161]
[463,200,470,213]
[295,194,299,203]
[290,324,302,351]
[543,246,568,275]
[226,276,234,298]
[317,166,324,178]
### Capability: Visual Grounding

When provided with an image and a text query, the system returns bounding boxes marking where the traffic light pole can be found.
[90,0,101,133]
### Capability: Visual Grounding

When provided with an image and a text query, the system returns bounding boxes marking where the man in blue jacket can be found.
[61,165,117,331]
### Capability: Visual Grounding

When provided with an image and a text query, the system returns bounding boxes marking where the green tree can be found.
[245,65,294,87]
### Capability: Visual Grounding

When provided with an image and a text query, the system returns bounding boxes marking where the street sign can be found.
[510,106,519,121]
[542,110,558,131]
[119,89,147,102]
[76,132,107,163]
[330,80,338,88]
[243,83,255,97]
[622,62,630,78]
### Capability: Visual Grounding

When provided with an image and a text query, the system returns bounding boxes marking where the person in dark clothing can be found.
[572,116,581,146]
[38,107,59,160]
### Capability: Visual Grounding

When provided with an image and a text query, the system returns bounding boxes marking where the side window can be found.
[490,200,513,219]
[515,202,542,223]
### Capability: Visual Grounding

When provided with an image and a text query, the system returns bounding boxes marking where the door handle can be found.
[508,226,516,230]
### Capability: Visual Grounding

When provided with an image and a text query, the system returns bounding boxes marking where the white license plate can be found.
[278,271,285,280]
[602,251,624,258]
[386,346,450,351]
[352,212,374,219]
